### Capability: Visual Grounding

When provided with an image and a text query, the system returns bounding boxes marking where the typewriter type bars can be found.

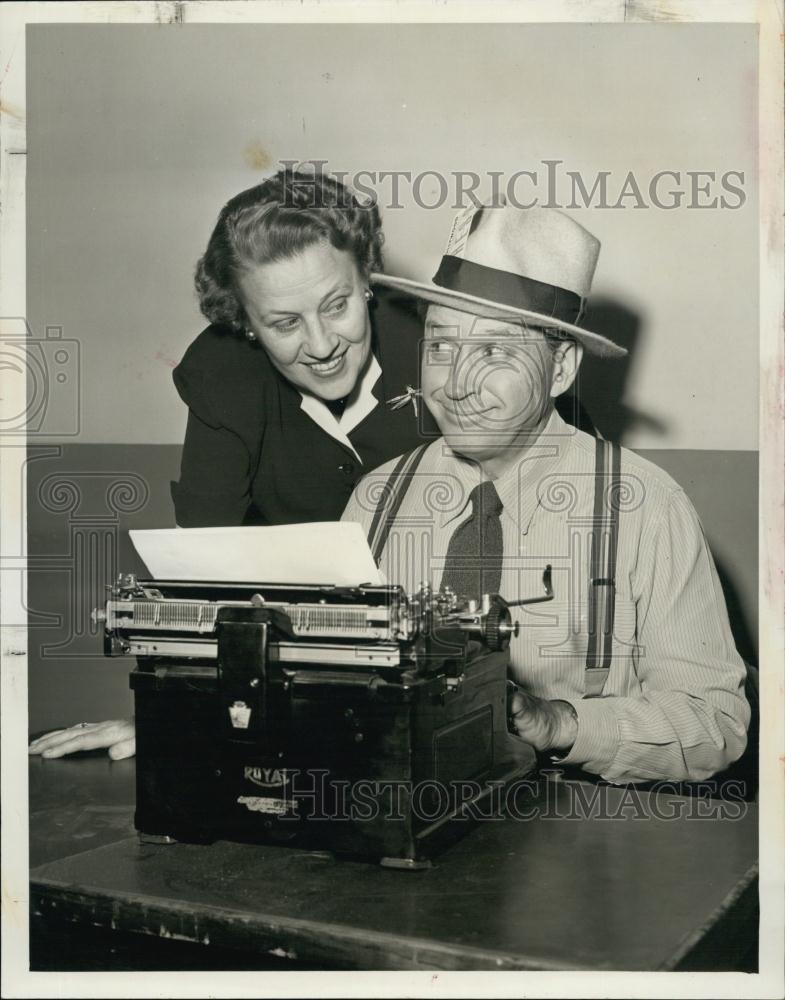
[96,569,545,668]
[96,575,412,668]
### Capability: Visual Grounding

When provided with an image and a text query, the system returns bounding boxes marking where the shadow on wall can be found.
[570,296,668,447]
[560,296,758,669]
[713,557,758,670]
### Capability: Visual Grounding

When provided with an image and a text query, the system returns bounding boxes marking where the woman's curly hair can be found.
[195,169,384,334]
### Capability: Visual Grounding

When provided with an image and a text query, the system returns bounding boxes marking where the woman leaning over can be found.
[29,168,433,761]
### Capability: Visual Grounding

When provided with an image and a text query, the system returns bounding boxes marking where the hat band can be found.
[433,255,584,325]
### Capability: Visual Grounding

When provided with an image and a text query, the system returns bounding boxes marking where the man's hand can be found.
[28,719,136,760]
[509,689,578,753]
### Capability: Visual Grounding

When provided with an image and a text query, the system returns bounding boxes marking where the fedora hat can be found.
[371,202,626,358]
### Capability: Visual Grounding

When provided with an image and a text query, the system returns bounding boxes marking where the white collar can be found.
[298,353,382,462]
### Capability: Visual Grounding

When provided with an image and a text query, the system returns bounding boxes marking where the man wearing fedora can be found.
[343,202,749,783]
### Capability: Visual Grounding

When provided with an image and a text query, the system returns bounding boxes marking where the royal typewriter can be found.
[95,570,552,868]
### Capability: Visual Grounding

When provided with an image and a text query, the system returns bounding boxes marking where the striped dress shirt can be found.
[342,409,749,784]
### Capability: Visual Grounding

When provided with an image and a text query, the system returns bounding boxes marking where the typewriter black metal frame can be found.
[105,576,542,868]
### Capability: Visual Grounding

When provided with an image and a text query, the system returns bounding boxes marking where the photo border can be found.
[1,2,782,998]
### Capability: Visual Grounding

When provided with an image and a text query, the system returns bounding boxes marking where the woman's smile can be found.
[303,348,349,377]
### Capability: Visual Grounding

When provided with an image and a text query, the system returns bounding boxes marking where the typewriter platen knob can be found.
[483,599,518,653]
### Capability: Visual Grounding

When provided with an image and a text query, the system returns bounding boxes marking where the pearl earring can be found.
[245,329,256,343]
[364,289,373,302]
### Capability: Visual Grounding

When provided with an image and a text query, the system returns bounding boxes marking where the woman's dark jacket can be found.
[171,289,437,527]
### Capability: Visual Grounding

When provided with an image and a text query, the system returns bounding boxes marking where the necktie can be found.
[440,481,504,601]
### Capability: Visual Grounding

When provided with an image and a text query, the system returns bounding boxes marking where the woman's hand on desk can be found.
[28,718,136,760]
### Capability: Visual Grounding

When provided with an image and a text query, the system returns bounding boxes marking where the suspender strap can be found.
[368,443,429,566]
[584,437,621,698]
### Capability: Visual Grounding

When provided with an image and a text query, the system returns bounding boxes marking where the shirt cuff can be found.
[555,697,620,773]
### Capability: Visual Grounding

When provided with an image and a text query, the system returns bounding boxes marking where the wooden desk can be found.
[29,755,758,972]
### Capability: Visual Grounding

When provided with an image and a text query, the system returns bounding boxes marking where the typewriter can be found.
[95,570,552,868]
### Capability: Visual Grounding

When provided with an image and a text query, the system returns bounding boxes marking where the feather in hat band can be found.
[432,255,585,326]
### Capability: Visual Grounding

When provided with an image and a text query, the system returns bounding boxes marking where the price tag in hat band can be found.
[444,204,481,259]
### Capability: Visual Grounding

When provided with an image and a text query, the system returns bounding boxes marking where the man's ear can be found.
[550,340,583,398]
